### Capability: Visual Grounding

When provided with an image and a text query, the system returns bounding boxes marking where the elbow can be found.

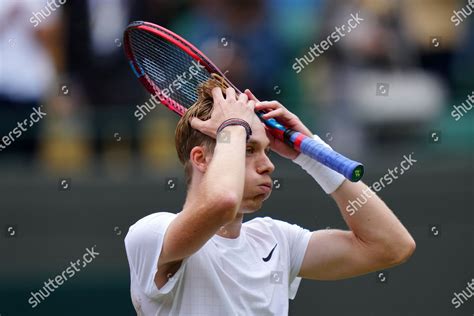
[395,238,416,264]
[384,236,416,266]
[208,192,240,223]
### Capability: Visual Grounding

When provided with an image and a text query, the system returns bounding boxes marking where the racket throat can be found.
[283,129,296,147]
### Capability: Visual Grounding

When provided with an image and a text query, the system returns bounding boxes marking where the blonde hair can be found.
[175,74,230,189]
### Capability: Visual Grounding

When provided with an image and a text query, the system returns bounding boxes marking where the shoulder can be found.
[129,212,177,231]
[125,212,178,246]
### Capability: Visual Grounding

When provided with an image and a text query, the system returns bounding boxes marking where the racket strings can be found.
[129,29,213,109]
[132,34,202,105]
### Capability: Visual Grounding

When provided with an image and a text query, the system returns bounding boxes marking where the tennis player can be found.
[124,79,416,315]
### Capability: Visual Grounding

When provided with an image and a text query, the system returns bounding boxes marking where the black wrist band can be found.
[216,118,252,142]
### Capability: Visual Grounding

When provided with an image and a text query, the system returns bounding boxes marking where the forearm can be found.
[292,134,413,246]
[331,180,415,260]
[161,127,247,265]
[292,134,414,262]
[203,125,246,208]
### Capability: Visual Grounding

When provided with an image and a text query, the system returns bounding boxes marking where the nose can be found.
[257,153,275,175]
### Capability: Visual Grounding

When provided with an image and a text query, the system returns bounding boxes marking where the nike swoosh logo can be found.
[262,243,278,262]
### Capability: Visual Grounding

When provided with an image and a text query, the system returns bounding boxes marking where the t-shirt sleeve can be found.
[124,212,187,299]
[272,219,312,300]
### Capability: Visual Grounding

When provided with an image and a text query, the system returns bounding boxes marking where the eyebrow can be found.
[247,139,271,150]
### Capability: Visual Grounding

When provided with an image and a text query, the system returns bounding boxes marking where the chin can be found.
[240,195,267,213]
[240,209,258,215]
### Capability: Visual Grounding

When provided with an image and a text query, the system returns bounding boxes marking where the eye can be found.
[246,147,255,154]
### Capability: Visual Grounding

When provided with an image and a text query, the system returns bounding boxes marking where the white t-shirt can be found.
[124,212,312,316]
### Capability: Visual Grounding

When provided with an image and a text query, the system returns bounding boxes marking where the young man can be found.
[124,79,416,315]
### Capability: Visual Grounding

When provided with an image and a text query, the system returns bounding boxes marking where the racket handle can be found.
[297,135,364,182]
[256,113,364,181]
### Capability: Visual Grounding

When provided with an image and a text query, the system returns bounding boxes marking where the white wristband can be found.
[292,135,346,194]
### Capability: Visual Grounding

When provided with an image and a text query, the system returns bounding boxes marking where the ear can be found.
[189,145,212,173]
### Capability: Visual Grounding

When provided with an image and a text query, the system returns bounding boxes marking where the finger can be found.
[244,89,260,102]
[255,101,281,111]
[238,93,248,103]
[226,87,236,100]
[189,116,204,130]
[247,100,256,110]
[255,102,280,112]
[261,108,285,119]
[190,117,216,138]
[212,87,224,102]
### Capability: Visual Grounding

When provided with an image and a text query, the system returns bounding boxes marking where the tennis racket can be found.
[123,21,364,182]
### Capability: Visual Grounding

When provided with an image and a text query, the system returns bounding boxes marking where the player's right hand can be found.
[189,87,256,139]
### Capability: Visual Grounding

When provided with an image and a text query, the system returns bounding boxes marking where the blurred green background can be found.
[1,0,473,315]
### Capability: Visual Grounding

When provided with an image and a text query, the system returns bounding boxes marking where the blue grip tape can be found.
[296,135,364,181]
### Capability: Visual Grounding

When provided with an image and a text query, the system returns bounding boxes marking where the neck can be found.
[216,213,244,239]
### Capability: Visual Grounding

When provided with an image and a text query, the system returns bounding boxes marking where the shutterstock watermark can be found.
[134,94,161,121]
[0,105,47,152]
[29,0,67,27]
[451,90,473,121]
[451,278,474,309]
[292,12,364,74]
[28,246,100,308]
[134,60,206,121]
[346,153,417,216]
[451,0,474,27]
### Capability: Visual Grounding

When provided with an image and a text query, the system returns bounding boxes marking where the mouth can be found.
[258,182,272,193]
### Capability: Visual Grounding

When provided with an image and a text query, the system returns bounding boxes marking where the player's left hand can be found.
[244,89,313,160]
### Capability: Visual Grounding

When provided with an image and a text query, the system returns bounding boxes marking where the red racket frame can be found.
[123,21,239,117]
[122,21,364,182]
